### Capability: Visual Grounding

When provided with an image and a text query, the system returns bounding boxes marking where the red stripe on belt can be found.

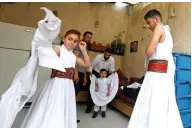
[147,60,168,73]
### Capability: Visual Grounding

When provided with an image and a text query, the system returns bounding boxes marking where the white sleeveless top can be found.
[145,25,176,74]
[149,25,173,61]
[59,45,76,68]
[96,78,110,93]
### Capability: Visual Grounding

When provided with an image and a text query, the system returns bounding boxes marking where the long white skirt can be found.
[90,73,119,106]
[20,78,77,128]
[127,71,183,128]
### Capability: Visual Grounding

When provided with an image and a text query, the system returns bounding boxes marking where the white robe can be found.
[96,78,110,99]
[21,45,77,128]
[0,7,76,128]
[90,73,119,106]
[127,25,183,128]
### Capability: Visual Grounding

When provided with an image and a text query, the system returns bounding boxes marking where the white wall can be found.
[0,22,60,99]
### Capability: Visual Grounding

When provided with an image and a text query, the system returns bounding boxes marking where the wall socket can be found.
[25,28,34,33]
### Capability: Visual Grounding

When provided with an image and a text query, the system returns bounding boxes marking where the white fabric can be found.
[89,54,115,73]
[21,45,77,128]
[127,25,183,128]
[144,56,149,68]
[120,86,124,90]
[37,47,65,72]
[120,82,141,90]
[90,73,119,106]
[126,82,141,89]
[0,7,76,128]
[96,78,110,97]
[94,105,107,112]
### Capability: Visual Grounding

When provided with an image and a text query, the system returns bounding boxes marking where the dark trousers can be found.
[74,71,90,120]
[74,72,85,96]
[74,71,91,96]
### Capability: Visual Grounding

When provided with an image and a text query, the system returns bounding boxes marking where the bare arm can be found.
[96,83,98,90]
[107,83,111,96]
[95,79,99,92]
[145,24,163,57]
[73,50,80,77]
[107,79,111,96]
[53,47,60,56]
[76,42,90,67]
[76,56,90,67]
[108,84,111,93]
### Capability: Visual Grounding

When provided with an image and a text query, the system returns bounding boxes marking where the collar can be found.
[102,54,110,61]
[62,44,73,52]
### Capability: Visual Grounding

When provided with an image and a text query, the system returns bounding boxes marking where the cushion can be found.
[128,77,141,85]
[116,69,128,81]
[119,80,129,88]
[116,91,136,105]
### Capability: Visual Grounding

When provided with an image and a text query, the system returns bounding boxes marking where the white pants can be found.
[94,104,107,112]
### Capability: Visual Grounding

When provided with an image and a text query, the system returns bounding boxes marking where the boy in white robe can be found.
[92,69,111,118]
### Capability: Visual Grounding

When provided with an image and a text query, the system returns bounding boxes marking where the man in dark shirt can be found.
[73,31,93,123]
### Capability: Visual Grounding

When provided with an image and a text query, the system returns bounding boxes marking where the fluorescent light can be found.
[128,2,139,5]
[115,2,128,7]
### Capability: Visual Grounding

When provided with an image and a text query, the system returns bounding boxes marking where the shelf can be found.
[88,44,125,56]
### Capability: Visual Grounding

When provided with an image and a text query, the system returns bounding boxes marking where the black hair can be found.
[105,48,112,54]
[144,9,162,21]
[60,40,64,46]
[100,69,108,73]
[83,31,93,36]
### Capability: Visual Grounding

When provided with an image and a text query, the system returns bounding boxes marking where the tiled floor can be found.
[13,104,129,128]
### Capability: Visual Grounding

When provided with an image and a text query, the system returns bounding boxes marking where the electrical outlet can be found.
[25,28,34,33]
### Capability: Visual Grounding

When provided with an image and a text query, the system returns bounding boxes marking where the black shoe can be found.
[92,112,98,118]
[85,108,91,113]
[101,111,106,118]
[77,119,80,123]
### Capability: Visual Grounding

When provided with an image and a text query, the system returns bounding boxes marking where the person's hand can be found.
[88,72,92,77]
[95,87,99,92]
[79,41,87,52]
[107,92,110,96]
[90,40,94,44]
[73,73,79,84]
[83,75,87,86]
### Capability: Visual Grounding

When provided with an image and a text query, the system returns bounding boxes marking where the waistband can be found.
[147,60,168,73]
[50,68,75,80]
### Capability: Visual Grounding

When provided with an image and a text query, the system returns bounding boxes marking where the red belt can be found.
[50,68,74,80]
[147,60,168,73]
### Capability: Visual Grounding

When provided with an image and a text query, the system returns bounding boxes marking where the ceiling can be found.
[123,2,140,5]
[0,2,140,7]
[108,2,140,6]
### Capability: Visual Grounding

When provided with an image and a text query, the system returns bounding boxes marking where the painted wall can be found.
[0,2,125,70]
[123,2,191,77]
[0,2,190,78]
[0,2,128,46]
